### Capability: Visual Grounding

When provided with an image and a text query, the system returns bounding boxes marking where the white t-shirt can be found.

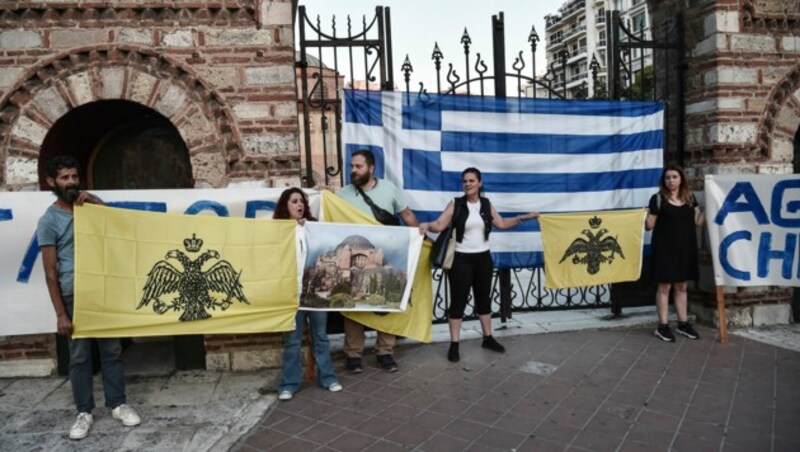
[455,200,490,253]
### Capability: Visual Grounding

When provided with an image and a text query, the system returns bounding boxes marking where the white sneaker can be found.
[328,383,343,393]
[111,404,141,427]
[278,390,293,401]
[69,412,93,440]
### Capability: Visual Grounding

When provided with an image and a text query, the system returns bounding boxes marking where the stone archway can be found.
[758,64,800,321]
[0,45,241,189]
[758,62,800,163]
[0,46,244,372]
[39,99,194,190]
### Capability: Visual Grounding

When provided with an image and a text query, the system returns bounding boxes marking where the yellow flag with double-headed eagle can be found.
[72,204,297,338]
[539,209,647,289]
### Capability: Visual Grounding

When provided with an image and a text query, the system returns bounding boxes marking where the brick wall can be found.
[649,0,799,326]
[0,0,301,375]
[205,332,292,371]
[0,0,301,190]
[0,335,56,377]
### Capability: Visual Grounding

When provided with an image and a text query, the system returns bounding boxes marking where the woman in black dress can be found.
[645,164,705,342]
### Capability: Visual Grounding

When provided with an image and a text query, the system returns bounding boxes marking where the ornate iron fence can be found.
[296,5,393,188]
[395,12,611,322]
[297,8,614,324]
[604,10,686,315]
[431,268,610,322]
[607,10,685,165]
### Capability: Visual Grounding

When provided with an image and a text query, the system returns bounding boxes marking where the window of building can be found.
[632,12,646,31]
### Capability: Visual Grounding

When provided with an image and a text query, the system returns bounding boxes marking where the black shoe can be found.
[655,324,676,342]
[376,354,398,372]
[346,357,363,374]
[676,322,699,340]
[447,342,460,362]
[481,335,505,353]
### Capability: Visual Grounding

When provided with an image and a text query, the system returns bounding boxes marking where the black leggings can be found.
[447,251,493,319]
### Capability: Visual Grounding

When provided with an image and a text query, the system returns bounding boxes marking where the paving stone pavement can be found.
[235,325,800,452]
[1,321,798,451]
[0,370,279,452]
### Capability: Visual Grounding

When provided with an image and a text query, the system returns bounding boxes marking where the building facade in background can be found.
[545,0,651,98]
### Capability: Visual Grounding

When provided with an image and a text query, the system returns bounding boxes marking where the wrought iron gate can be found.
[607,10,685,165]
[605,10,686,314]
[297,7,617,323]
[296,5,394,188]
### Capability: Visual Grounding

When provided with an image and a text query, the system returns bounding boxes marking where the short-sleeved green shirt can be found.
[337,178,409,219]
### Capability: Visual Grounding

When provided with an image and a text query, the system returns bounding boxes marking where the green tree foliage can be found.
[329,293,353,308]
[621,66,654,101]
[382,271,406,303]
[369,274,378,294]
[331,280,351,296]
[591,79,609,100]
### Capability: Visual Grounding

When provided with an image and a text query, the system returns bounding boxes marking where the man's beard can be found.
[53,184,80,203]
[351,171,370,187]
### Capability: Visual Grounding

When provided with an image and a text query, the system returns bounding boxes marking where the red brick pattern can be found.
[205,333,284,353]
[0,0,299,190]
[0,335,55,361]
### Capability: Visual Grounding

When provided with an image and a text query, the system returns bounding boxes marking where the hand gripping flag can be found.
[73,204,298,338]
[320,190,433,343]
[539,209,647,289]
[343,89,663,269]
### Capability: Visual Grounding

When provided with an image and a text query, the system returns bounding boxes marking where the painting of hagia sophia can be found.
[301,232,408,311]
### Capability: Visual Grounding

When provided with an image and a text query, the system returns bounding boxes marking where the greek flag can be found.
[342,89,664,269]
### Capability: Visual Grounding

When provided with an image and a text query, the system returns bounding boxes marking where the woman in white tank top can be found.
[419,168,539,362]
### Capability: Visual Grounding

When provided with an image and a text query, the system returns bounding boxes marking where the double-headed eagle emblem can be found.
[137,234,248,322]
[559,216,624,275]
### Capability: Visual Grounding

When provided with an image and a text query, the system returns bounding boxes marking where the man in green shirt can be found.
[337,150,419,373]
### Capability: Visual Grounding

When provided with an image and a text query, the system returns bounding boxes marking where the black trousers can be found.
[447,251,493,319]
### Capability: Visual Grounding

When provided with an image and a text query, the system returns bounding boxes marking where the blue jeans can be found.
[64,296,127,413]
[278,311,339,394]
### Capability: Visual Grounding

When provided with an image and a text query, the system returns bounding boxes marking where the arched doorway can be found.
[39,100,193,190]
[39,100,204,372]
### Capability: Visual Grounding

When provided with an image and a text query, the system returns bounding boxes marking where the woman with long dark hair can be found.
[419,168,539,362]
[274,188,342,400]
[645,164,705,342]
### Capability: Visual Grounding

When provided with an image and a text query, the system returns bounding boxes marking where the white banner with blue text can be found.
[705,174,800,287]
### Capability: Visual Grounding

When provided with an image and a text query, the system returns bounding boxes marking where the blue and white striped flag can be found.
[342,89,664,269]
